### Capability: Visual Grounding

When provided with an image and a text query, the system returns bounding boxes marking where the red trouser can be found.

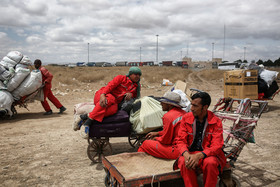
[41,84,63,112]
[177,153,220,187]
[138,140,180,160]
[88,91,118,122]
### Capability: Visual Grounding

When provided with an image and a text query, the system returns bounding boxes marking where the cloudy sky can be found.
[0,0,279,64]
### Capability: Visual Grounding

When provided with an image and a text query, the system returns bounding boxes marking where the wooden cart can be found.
[102,152,183,187]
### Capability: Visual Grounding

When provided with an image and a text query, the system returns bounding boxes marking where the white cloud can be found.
[0,0,279,63]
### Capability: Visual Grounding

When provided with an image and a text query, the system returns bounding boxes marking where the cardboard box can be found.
[224,70,258,99]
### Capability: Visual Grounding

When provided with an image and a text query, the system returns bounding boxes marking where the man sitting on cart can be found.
[174,92,226,187]
[138,91,186,159]
[75,67,142,139]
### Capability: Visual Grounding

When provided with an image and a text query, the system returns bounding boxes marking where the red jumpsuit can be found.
[138,107,186,159]
[88,75,139,122]
[39,66,63,112]
[175,111,226,187]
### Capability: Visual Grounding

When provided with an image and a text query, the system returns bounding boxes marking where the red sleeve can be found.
[176,116,190,155]
[101,75,124,95]
[40,67,53,83]
[202,117,224,157]
[156,115,174,145]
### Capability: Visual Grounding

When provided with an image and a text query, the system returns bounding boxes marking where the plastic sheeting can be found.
[6,67,30,92]
[259,69,279,87]
[130,96,166,134]
[12,70,42,100]
[0,90,14,116]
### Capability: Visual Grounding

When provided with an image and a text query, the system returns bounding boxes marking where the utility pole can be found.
[87,43,89,63]
[244,47,246,61]
[156,35,159,64]
[212,42,215,61]
[140,46,142,62]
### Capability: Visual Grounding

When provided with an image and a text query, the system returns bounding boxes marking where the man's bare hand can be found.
[99,94,107,107]
[183,152,204,169]
[124,92,132,101]
[145,131,159,140]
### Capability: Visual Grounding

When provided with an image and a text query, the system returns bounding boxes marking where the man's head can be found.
[34,59,42,69]
[190,92,211,119]
[159,91,182,111]
[128,67,141,83]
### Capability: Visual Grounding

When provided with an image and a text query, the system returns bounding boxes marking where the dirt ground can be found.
[1,68,280,186]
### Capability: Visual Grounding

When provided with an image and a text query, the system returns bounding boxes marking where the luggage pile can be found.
[0,51,43,117]
[248,63,279,98]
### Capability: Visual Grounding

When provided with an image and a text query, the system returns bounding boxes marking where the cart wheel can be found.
[128,134,146,149]
[219,175,241,187]
[87,138,112,163]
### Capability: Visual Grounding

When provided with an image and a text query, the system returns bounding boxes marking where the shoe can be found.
[58,106,66,114]
[44,110,53,115]
[81,125,89,139]
[73,115,85,131]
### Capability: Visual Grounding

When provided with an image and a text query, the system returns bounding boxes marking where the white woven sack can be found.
[260,69,279,86]
[16,63,29,69]
[0,57,17,68]
[0,66,14,81]
[0,90,14,116]
[6,51,23,63]
[73,102,95,131]
[19,55,31,65]
[130,96,166,134]
[12,69,42,100]
[6,67,30,92]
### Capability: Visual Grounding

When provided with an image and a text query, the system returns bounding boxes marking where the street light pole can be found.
[156,35,159,64]
[212,42,215,61]
[140,46,142,62]
[244,47,246,61]
[88,43,89,63]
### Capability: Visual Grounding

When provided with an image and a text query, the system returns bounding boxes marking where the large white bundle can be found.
[130,96,166,134]
[19,55,31,65]
[259,69,279,86]
[72,102,95,131]
[12,69,42,100]
[0,66,14,81]
[0,56,17,69]
[15,63,29,69]
[6,51,23,63]
[0,90,14,116]
[6,67,30,92]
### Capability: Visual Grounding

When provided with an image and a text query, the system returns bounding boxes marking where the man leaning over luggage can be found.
[74,67,142,139]
[34,59,66,115]
[138,91,186,159]
[174,92,226,187]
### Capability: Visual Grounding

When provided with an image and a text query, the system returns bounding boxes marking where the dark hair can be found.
[191,92,211,107]
[34,59,42,65]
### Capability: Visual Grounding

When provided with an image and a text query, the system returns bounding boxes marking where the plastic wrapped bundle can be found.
[0,90,14,116]
[12,69,42,100]
[130,96,165,134]
[6,67,30,92]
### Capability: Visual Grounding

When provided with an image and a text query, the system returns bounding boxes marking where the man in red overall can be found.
[138,91,186,159]
[34,59,66,115]
[174,92,226,187]
[77,67,141,138]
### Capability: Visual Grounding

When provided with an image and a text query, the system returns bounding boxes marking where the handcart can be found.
[102,152,183,187]
[212,98,268,186]
[85,109,162,163]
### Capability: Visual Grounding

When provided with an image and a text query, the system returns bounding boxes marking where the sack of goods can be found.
[258,69,279,98]
[0,51,43,117]
[130,96,166,134]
